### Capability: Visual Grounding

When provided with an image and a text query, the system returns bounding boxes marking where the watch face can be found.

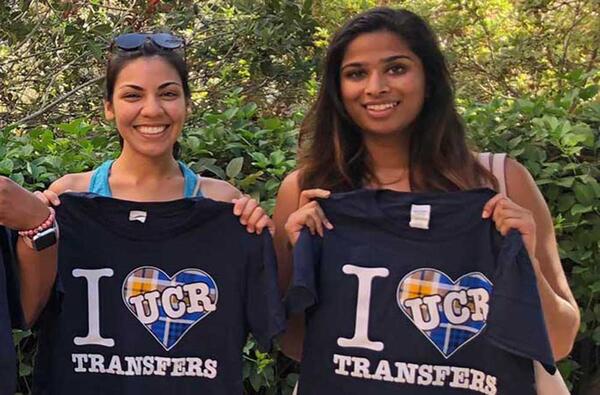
[32,227,57,251]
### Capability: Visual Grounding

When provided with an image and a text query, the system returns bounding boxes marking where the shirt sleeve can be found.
[2,229,25,330]
[285,228,322,315]
[485,230,556,374]
[245,232,286,352]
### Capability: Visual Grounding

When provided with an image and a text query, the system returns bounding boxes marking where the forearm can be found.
[532,258,580,361]
[17,238,57,327]
[279,313,305,362]
[274,236,294,294]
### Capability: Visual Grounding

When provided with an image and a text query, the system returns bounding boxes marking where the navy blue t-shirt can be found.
[0,226,22,395]
[34,193,285,395]
[287,188,554,395]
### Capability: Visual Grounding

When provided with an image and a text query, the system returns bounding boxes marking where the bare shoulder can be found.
[199,177,242,202]
[504,157,555,232]
[504,158,544,203]
[273,169,303,235]
[49,171,93,195]
[276,169,302,208]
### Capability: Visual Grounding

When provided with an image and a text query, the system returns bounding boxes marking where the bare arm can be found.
[199,177,243,202]
[272,171,332,361]
[0,177,57,327]
[273,171,302,293]
[484,159,580,360]
[18,172,92,326]
[16,235,57,327]
[49,172,91,195]
[273,171,304,361]
[502,159,580,360]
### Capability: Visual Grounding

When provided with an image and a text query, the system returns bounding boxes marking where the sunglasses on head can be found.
[111,32,185,51]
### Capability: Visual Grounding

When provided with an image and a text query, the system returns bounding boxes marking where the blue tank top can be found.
[88,160,202,198]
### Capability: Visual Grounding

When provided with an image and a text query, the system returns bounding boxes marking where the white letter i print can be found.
[337,264,389,351]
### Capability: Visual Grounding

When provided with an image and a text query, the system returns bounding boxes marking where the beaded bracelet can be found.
[18,207,56,238]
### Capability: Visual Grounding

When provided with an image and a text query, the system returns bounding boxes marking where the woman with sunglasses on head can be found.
[30,33,284,395]
[38,33,270,232]
[273,7,579,394]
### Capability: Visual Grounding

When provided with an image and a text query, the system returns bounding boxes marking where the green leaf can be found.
[249,368,263,391]
[557,194,575,212]
[556,177,575,188]
[261,118,281,130]
[265,178,280,193]
[572,266,589,275]
[242,102,258,117]
[226,157,244,179]
[589,282,600,293]
[12,329,31,344]
[580,85,599,100]
[270,150,285,165]
[223,107,239,120]
[201,164,225,179]
[19,363,33,377]
[10,173,25,185]
[0,158,14,174]
[571,204,593,216]
[186,136,201,150]
[243,338,255,354]
[574,182,596,206]
[302,0,313,15]
[56,118,91,136]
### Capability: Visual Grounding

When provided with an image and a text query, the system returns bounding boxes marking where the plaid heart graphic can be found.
[397,268,493,358]
[122,266,218,351]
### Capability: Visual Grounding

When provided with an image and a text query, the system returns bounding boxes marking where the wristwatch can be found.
[19,207,59,251]
[31,223,59,251]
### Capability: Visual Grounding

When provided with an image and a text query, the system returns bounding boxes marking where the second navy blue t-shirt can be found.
[288,188,554,395]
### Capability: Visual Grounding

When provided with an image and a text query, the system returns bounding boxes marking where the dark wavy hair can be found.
[298,7,496,192]
[105,38,191,158]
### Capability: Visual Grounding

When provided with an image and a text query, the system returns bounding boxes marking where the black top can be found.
[0,226,22,395]
[287,188,554,395]
[34,193,285,395]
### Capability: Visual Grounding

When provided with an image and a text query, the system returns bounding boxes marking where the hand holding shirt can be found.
[34,193,285,395]
[287,188,554,395]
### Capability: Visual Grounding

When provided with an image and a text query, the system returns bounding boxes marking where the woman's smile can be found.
[363,100,401,118]
[134,124,171,136]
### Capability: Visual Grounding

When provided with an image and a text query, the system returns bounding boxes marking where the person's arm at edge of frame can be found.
[485,159,580,361]
[0,177,57,328]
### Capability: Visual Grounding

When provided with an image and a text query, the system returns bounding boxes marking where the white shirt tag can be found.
[129,210,147,223]
[409,204,431,230]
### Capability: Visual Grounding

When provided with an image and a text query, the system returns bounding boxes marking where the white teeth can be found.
[366,102,399,111]
[136,125,167,134]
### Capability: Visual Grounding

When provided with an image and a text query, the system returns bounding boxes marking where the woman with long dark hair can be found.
[30,33,283,394]
[274,7,578,394]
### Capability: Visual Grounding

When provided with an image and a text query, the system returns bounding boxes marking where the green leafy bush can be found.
[463,73,600,392]
[181,89,299,212]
